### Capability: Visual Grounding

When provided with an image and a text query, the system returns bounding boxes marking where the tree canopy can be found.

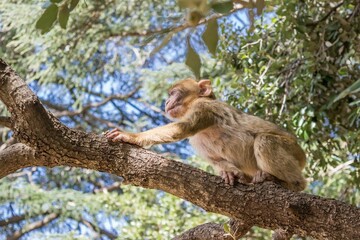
[0,0,359,239]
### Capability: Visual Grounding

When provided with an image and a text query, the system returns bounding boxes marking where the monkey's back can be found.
[188,99,303,177]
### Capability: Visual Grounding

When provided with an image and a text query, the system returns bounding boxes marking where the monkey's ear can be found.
[198,79,213,97]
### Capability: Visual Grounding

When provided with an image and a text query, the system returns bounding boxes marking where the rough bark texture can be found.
[173,220,252,240]
[173,223,233,240]
[0,59,359,239]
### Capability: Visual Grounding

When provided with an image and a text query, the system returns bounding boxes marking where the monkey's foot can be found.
[220,171,237,186]
[236,172,252,184]
[220,171,251,186]
[251,171,278,184]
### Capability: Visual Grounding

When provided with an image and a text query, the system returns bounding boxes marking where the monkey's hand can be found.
[105,129,143,147]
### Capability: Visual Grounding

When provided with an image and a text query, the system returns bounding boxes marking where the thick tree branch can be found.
[174,220,252,240]
[0,143,37,178]
[0,59,359,239]
[173,222,233,240]
[7,213,59,240]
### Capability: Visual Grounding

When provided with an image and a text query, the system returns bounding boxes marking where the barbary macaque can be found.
[106,79,307,191]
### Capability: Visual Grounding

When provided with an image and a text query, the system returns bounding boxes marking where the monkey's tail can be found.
[282,176,307,192]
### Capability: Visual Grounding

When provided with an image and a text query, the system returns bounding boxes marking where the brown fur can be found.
[106,78,307,191]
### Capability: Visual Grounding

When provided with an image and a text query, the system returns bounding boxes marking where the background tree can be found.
[0,0,359,239]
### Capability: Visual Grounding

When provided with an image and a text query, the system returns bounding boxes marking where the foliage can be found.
[0,0,359,238]
[216,0,360,203]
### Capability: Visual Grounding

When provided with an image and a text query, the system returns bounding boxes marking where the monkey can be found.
[105,78,307,191]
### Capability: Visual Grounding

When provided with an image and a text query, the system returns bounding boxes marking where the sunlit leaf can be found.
[211,1,233,14]
[185,38,201,79]
[58,5,70,29]
[35,4,58,33]
[223,222,230,233]
[202,19,219,55]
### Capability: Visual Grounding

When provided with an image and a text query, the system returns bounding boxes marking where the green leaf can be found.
[69,0,80,11]
[332,79,360,103]
[211,1,233,14]
[150,32,174,56]
[202,19,219,55]
[58,5,70,29]
[178,0,192,8]
[303,130,309,141]
[35,4,59,33]
[223,222,230,233]
[50,0,63,3]
[185,38,201,79]
[178,0,205,9]
[337,67,348,76]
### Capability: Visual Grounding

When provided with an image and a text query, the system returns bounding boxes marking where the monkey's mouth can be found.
[165,105,179,115]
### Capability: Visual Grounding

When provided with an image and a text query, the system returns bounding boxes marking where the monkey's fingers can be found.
[235,172,251,184]
[105,128,122,137]
[220,171,235,185]
[106,131,123,139]
[112,134,141,147]
[112,134,130,142]
[228,172,235,185]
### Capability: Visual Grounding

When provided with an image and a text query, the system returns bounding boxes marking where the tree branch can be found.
[0,116,12,128]
[173,222,233,240]
[0,214,26,227]
[80,218,117,239]
[7,213,59,240]
[0,143,37,178]
[109,7,244,39]
[0,58,360,239]
[45,87,139,118]
[173,220,252,240]
[306,1,345,26]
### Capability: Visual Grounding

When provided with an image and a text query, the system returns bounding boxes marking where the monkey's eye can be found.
[169,90,176,96]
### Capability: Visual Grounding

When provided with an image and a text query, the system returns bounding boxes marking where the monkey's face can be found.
[165,87,189,119]
[165,79,197,119]
[165,78,214,120]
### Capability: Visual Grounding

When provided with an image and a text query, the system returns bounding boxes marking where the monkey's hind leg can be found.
[253,134,307,192]
[252,170,282,184]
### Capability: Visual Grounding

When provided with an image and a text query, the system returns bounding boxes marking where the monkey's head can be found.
[165,78,215,119]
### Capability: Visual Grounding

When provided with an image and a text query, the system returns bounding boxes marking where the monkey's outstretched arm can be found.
[105,122,191,148]
[106,109,215,148]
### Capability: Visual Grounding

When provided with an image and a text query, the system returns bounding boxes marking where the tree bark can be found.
[173,222,233,240]
[0,58,359,239]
